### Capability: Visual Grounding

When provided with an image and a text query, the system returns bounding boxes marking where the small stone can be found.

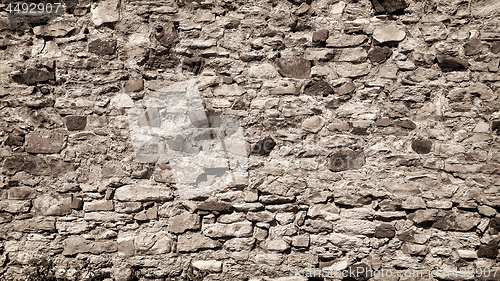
[411,139,432,154]
[375,118,393,127]
[276,58,311,79]
[266,239,290,252]
[88,38,117,55]
[402,243,428,256]
[457,250,478,259]
[91,0,120,26]
[478,205,496,217]
[371,0,408,14]
[153,22,179,48]
[33,194,72,216]
[328,150,365,172]
[326,34,368,47]
[302,116,325,133]
[368,46,392,63]
[292,234,309,247]
[202,222,253,238]
[65,116,87,131]
[374,223,395,238]
[25,132,64,154]
[304,48,336,61]
[7,186,35,200]
[177,232,221,252]
[13,69,55,85]
[312,29,329,42]
[71,198,84,210]
[124,79,144,92]
[335,47,368,63]
[84,200,114,212]
[192,260,222,273]
[114,185,173,202]
[5,134,24,146]
[436,55,469,71]
[373,25,406,44]
[394,119,416,129]
[491,42,500,54]
[477,240,498,258]
[473,120,490,133]
[197,200,232,212]
[167,213,200,234]
[463,38,483,56]
[335,81,356,96]
[110,94,134,108]
[251,137,276,156]
[246,211,275,222]
[335,63,371,78]
[408,209,438,224]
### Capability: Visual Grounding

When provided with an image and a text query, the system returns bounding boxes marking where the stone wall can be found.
[1,0,500,280]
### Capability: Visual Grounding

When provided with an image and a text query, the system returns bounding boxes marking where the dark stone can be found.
[88,38,117,55]
[65,116,87,131]
[287,0,312,5]
[328,150,365,172]
[182,57,204,74]
[374,223,396,238]
[0,213,13,224]
[153,22,179,48]
[368,46,392,63]
[351,127,368,135]
[251,137,276,156]
[276,58,311,79]
[492,121,500,131]
[197,200,232,212]
[490,217,500,232]
[398,230,416,242]
[71,197,84,210]
[25,132,64,154]
[304,79,334,96]
[5,134,24,146]
[477,239,498,259]
[371,0,408,14]
[375,118,393,127]
[394,119,416,130]
[463,38,483,56]
[335,81,356,96]
[12,69,56,85]
[146,55,180,70]
[124,79,144,92]
[432,210,480,231]
[492,42,500,54]
[436,55,469,72]
[411,139,432,154]
[2,155,74,177]
[312,29,329,42]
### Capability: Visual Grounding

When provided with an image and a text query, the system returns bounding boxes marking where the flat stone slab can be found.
[275,58,311,79]
[114,185,173,202]
[25,132,64,154]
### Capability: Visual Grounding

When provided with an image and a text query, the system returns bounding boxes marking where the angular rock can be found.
[394,119,416,129]
[202,221,253,238]
[312,29,329,42]
[5,134,24,146]
[411,139,432,154]
[436,55,469,71]
[371,0,408,14]
[457,250,478,259]
[0,200,31,213]
[88,38,117,55]
[33,194,72,216]
[33,22,75,37]
[368,46,392,63]
[65,116,87,131]
[124,79,144,92]
[265,239,290,252]
[433,210,481,231]
[292,234,309,247]
[408,209,439,224]
[402,243,428,256]
[177,232,221,252]
[463,38,483,56]
[276,58,311,79]
[492,42,500,54]
[251,137,276,156]
[302,116,325,133]
[25,132,64,154]
[7,186,36,200]
[152,22,179,48]
[167,213,200,234]
[91,0,120,26]
[374,223,395,238]
[375,118,393,127]
[477,239,498,258]
[12,69,56,85]
[114,185,173,202]
[246,211,275,223]
[304,79,334,96]
[328,150,365,172]
[373,25,406,44]
[335,47,368,63]
[304,48,336,61]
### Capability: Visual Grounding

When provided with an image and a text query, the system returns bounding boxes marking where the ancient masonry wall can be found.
[1,0,500,280]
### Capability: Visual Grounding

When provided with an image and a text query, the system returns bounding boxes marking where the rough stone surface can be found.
[275,58,311,79]
[373,26,406,44]
[25,132,64,154]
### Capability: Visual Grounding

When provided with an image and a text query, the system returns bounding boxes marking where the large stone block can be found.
[202,221,253,238]
[114,185,173,202]
[275,58,311,79]
[167,213,201,234]
[177,232,221,252]
[33,194,72,216]
[25,132,64,154]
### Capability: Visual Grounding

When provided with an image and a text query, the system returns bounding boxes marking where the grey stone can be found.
[177,232,221,252]
[167,213,200,234]
[114,185,173,202]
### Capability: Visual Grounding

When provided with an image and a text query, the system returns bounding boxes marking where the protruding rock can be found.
[91,0,121,26]
[152,22,179,48]
[276,58,311,79]
[65,116,87,131]
[368,46,392,63]
[373,25,406,44]
[374,223,395,238]
[25,132,64,154]
[463,38,483,56]
[304,80,334,96]
[88,38,117,55]
[114,185,173,202]
[436,55,469,71]
[312,29,329,43]
[302,116,325,133]
[177,232,221,252]
[202,222,253,238]
[411,139,432,154]
[251,137,276,156]
[192,260,222,273]
[370,0,408,14]
[33,22,75,37]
